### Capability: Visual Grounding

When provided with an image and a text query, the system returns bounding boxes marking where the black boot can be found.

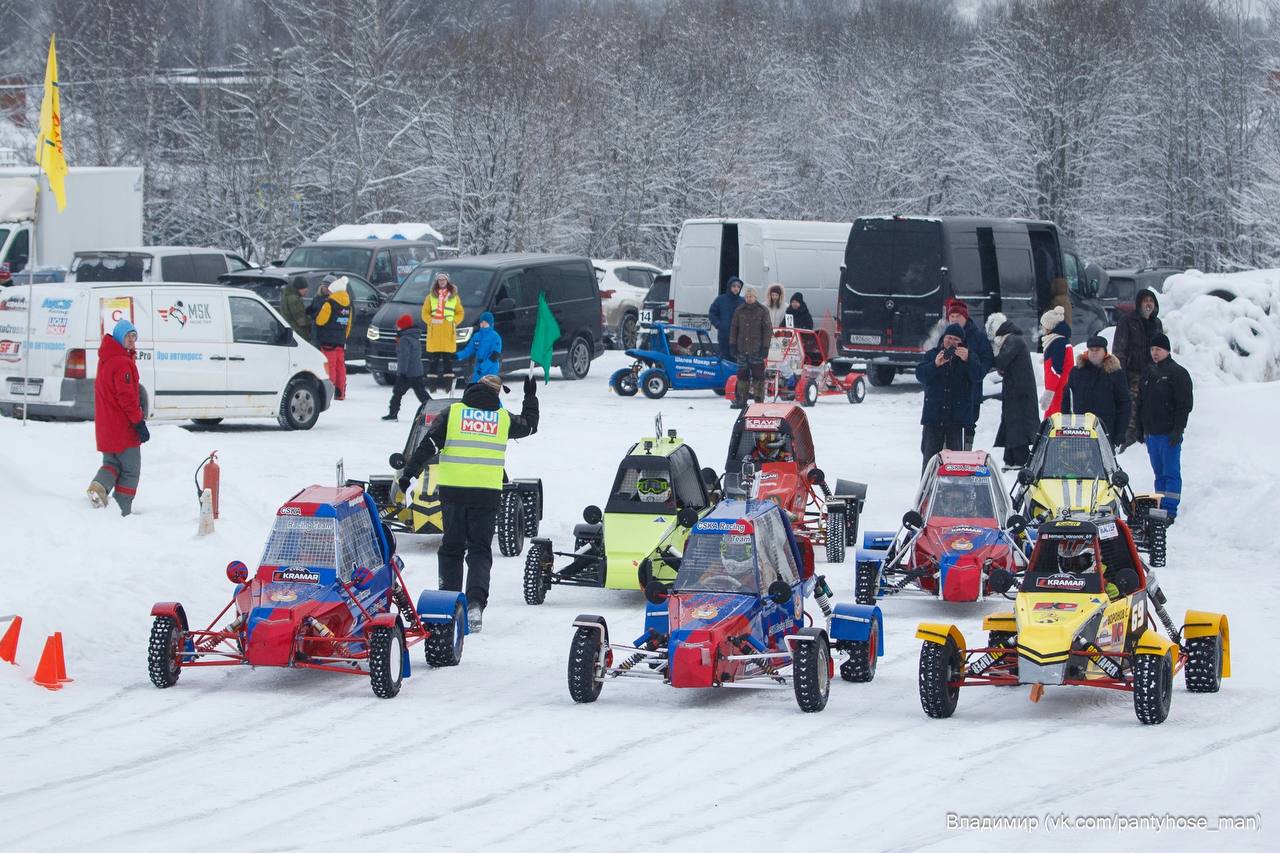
[381,413,397,421]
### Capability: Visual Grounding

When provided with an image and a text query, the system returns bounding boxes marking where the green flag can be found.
[530,291,561,383]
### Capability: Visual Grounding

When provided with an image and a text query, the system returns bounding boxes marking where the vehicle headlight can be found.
[366,326,381,341]
[456,327,473,344]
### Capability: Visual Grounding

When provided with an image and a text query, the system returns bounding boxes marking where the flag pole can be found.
[21,175,41,426]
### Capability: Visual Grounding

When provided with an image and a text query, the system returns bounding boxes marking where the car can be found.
[594,259,664,349]
[523,417,719,604]
[914,513,1229,724]
[1011,412,1170,566]
[347,398,543,557]
[565,498,885,712]
[68,246,255,283]
[146,484,469,699]
[642,272,673,324]
[724,327,866,406]
[1103,267,1179,319]
[282,239,436,296]
[219,266,384,364]
[723,403,866,563]
[855,450,1030,604]
[608,322,736,398]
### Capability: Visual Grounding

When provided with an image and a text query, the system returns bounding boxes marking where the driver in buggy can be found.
[1056,539,1121,600]
[689,533,757,591]
[1055,441,1099,479]
[751,431,790,464]
[635,472,673,504]
[670,333,695,356]
[932,482,979,518]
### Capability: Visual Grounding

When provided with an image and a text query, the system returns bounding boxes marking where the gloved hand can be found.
[397,475,413,494]
[1169,430,1183,446]
[1117,441,1130,455]
[134,421,151,443]
[1038,391,1053,411]
[523,375,537,397]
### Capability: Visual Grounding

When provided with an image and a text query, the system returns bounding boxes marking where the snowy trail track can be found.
[1,353,1276,851]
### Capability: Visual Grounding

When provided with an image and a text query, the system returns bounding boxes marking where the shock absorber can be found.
[198,614,245,653]
[391,578,422,631]
[813,575,834,620]
[613,651,645,675]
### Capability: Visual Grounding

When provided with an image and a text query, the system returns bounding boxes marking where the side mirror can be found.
[1110,470,1129,488]
[583,504,603,525]
[987,567,1015,594]
[226,560,249,584]
[767,579,792,605]
[676,507,699,529]
[1112,567,1140,596]
[496,297,516,312]
[1006,514,1027,535]
[389,452,406,470]
[644,579,670,605]
[902,510,924,531]
[700,466,718,488]
[740,460,755,480]
[276,325,295,345]
[808,467,825,485]
[1017,468,1036,486]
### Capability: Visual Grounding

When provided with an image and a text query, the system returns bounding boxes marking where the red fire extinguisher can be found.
[193,451,221,519]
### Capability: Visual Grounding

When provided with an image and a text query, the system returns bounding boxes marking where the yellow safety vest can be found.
[427,292,460,323]
[436,404,510,490]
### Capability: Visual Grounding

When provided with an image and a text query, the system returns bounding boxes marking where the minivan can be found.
[69,247,255,284]
[837,216,1110,386]
[364,254,604,384]
[0,282,333,429]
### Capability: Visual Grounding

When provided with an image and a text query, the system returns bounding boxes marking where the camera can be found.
[943,345,956,360]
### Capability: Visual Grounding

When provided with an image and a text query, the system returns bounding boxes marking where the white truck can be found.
[0,166,144,275]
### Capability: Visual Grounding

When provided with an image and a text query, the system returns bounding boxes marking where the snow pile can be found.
[316,222,445,243]
[1160,268,1280,384]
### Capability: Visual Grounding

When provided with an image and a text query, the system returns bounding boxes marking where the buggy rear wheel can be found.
[147,616,183,689]
[1134,651,1173,724]
[1184,636,1222,693]
[498,490,526,557]
[369,619,406,698]
[424,601,465,668]
[919,639,962,718]
[519,490,540,538]
[792,630,831,712]
[825,508,846,563]
[568,625,606,703]
[610,368,638,397]
[854,558,878,605]
[1148,519,1167,567]
[640,369,670,399]
[523,540,552,605]
[840,614,879,683]
[847,377,866,404]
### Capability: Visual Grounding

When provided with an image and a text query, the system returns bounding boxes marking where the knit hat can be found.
[290,275,309,291]
[1040,305,1065,332]
[478,311,495,326]
[945,299,969,320]
[985,312,1008,340]
[1150,333,1171,352]
[942,323,965,341]
[395,314,413,331]
[790,291,805,304]
[328,276,348,293]
[1086,335,1108,350]
[111,319,138,346]
[480,374,506,394]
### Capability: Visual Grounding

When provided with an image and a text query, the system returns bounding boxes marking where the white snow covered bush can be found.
[1159,269,1280,384]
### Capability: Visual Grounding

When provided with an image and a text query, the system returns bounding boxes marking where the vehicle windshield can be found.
[846,219,944,296]
[283,245,373,277]
[646,275,670,303]
[71,253,150,282]
[638,326,714,357]
[392,265,493,315]
[260,516,338,570]
[674,531,760,594]
[1041,435,1107,480]
[607,463,675,513]
[1024,537,1104,594]
[928,475,996,520]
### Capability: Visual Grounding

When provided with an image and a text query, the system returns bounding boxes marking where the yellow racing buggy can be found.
[915,513,1229,725]
[1012,413,1169,566]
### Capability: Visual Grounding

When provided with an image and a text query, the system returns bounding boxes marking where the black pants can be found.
[921,425,965,471]
[439,501,498,608]
[426,353,454,391]
[734,355,765,405]
[388,374,429,416]
[1002,443,1031,468]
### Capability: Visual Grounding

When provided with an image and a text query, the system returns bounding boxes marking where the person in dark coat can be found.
[785,293,813,330]
[708,276,744,359]
[280,276,312,342]
[944,299,993,449]
[1062,335,1131,443]
[1137,333,1193,520]
[730,287,773,407]
[916,323,982,470]
[986,313,1039,468]
[86,319,150,516]
[383,314,430,420]
[1113,288,1164,448]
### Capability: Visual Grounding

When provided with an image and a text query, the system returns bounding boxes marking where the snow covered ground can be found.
[1,352,1276,851]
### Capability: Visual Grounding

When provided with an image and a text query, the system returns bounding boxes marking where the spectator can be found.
[86,319,149,516]
[1039,306,1072,417]
[280,275,311,342]
[943,299,993,450]
[708,276,744,360]
[729,286,772,408]
[1062,335,1131,443]
[455,311,503,385]
[986,313,1039,469]
[420,272,464,393]
[1137,333,1193,520]
[309,275,352,400]
[382,314,430,421]
[765,284,786,327]
[1113,288,1163,449]
[785,293,814,330]
[916,323,981,469]
[1049,277,1073,327]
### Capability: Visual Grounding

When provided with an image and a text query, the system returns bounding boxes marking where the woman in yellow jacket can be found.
[421,272,464,392]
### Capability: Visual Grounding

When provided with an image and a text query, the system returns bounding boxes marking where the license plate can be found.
[7,378,42,396]
[681,315,711,330]
[638,309,654,325]
[847,334,881,345]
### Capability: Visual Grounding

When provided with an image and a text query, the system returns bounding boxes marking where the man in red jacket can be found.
[86,319,150,515]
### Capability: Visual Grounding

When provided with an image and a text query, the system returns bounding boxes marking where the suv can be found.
[594,260,664,349]
[642,272,673,324]
[365,254,604,384]
[69,247,255,284]
[219,266,384,363]
[283,240,435,296]
[1103,267,1179,320]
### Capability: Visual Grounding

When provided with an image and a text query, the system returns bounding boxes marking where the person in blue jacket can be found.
[455,312,503,385]
[708,276,745,360]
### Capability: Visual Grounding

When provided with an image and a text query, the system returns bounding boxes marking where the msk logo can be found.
[1035,574,1086,591]
[277,506,301,516]
[158,304,187,326]
[159,300,214,327]
[41,298,73,312]
[273,567,321,584]
[459,407,501,436]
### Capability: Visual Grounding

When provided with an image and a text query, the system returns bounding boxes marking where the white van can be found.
[0,282,332,429]
[670,218,852,333]
[68,246,255,284]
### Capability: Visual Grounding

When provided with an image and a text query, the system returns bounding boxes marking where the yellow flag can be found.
[34,35,68,212]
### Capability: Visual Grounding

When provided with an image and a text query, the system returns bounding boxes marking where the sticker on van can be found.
[100,296,135,336]
[158,300,215,327]
[0,339,19,361]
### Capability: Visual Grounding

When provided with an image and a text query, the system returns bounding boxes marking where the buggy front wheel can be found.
[424,601,465,667]
[568,625,607,703]
[640,369,670,399]
[523,541,552,605]
[1134,651,1173,724]
[800,378,818,407]
[147,616,183,689]
[497,490,526,557]
[792,630,831,712]
[369,619,406,698]
[610,368,638,397]
[919,639,962,718]
[825,508,847,563]
[847,377,866,404]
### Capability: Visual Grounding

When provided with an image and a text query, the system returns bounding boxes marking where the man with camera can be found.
[915,323,983,470]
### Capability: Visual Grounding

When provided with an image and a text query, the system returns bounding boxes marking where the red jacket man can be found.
[87,319,149,515]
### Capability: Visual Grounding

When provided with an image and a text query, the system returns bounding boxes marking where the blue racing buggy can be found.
[609,322,737,398]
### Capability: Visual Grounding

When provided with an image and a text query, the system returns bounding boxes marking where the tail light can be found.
[599,289,615,299]
[666,299,674,321]
[65,348,86,379]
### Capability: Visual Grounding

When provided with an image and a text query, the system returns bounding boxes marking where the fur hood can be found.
[1076,351,1121,373]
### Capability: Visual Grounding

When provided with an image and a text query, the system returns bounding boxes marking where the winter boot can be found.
[467,603,483,633]
[381,413,397,421]
[87,482,108,509]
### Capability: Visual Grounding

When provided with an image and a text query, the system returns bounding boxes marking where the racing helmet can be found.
[676,334,693,350]
[636,471,672,503]
[936,483,976,516]
[719,533,755,579]
[1056,540,1094,573]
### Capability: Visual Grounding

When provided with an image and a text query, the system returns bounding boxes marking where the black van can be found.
[366,253,604,384]
[836,216,1109,385]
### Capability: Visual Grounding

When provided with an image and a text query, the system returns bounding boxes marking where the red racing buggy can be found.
[725,327,866,406]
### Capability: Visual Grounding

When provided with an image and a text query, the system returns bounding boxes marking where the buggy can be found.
[724,327,866,406]
[723,403,866,563]
[855,450,1029,603]
[147,485,468,698]
[915,513,1229,724]
[566,499,885,712]
[609,322,736,398]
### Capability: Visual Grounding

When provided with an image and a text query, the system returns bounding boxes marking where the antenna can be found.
[654,412,664,441]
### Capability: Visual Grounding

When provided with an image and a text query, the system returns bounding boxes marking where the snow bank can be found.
[1160,268,1280,384]
[316,222,445,243]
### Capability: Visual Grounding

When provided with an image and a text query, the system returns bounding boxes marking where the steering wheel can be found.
[701,575,746,592]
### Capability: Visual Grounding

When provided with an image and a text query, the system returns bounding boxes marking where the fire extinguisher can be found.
[193,451,220,519]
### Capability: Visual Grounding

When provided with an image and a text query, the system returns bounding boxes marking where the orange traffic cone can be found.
[0,616,20,664]
[33,635,62,690]
[53,631,72,683]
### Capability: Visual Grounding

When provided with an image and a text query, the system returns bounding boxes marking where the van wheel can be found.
[191,418,223,427]
[868,365,895,387]
[560,336,592,380]
[278,377,321,430]
[373,371,394,386]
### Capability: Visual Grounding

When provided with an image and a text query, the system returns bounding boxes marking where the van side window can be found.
[1063,253,1083,294]
[347,276,378,304]
[550,262,596,300]
[495,270,525,307]
[372,250,396,285]
[160,254,195,282]
[6,229,29,272]
[230,296,284,345]
[191,254,231,283]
